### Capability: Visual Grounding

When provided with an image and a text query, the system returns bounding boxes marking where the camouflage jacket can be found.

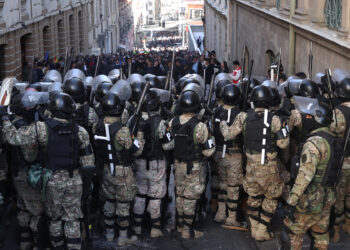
[330,101,350,169]
[287,127,336,214]
[220,108,289,161]
[168,113,215,158]
[2,118,95,168]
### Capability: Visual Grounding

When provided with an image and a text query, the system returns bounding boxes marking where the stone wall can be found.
[0,0,124,80]
[205,0,350,76]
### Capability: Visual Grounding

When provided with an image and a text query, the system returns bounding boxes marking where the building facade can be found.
[204,0,350,76]
[0,0,133,80]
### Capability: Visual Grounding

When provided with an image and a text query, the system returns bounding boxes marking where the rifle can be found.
[243,59,254,111]
[241,46,247,84]
[325,68,334,109]
[169,50,176,92]
[308,42,313,79]
[276,48,282,85]
[131,81,151,135]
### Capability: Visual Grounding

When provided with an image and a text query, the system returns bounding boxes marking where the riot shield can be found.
[261,80,277,89]
[110,79,132,101]
[150,88,171,103]
[332,68,350,84]
[63,69,86,84]
[127,73,146,85]
[183,74,205,90]
[214,73,231,86]
[85,76,94,88]
[287,78,303,95]
[92,75,112,91]
[293,95,319,116]
[43,70,62,83]
[14,82,29,93]
[108,69,121,83]
[48,82,62,93]
[20,91,49,108]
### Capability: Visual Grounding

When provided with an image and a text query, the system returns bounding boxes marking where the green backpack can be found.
[27,163,52,201]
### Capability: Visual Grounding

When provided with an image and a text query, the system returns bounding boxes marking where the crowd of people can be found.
[0,39,349,250]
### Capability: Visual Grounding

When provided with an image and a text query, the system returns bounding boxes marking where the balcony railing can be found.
[324,0,342,30]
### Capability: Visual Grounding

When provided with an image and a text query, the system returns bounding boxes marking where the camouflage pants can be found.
[210,157,219,203]
[133,158,167,220]
[45,170,83,250]
[13,169,45,243]
[284,210,331,250]
[101,164,137,230]
[243,158,284,226]
[213,151,243,213]
[175,160,207,229]
[334,169,350,225]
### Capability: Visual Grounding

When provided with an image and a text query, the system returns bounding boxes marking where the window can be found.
[324,0,342,30]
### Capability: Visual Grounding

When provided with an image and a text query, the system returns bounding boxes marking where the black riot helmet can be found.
[142,89,161,112]
[299,79,319,98]
[314,102,333,126]
[215,80,230,100]
[179,90,201,114]
[48,92,75,119]
[96,82,113,103]
[176,77,189,95]
[222,84,241,106]
[270,88,281,106]
[130,81,145,102]
[144,74,161,88]
[63,78,86,104]
[101,92,125,116]
[335,76,350,99]
[251,85,272,108]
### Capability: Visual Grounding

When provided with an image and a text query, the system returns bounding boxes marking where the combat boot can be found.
[331,225,340,243]
[248,217,259,239]
[117,230,137,246]
[342,217,350,235]
[214,201,227,223]
[105,228,115,242]
[150,218,163,238]
[181,226,204,239]
[225,210,240,226]
[255,223,273,241]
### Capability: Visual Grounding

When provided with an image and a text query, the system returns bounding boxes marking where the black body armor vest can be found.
[291,130,343,188]
[244,109,276,153]
[140,115,164,161]
[172,116,203,163]
[44,118,79,173]
[94,118,133,166]
[213,106,241,150]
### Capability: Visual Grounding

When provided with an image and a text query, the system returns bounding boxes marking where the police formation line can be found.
[0,61,350,250]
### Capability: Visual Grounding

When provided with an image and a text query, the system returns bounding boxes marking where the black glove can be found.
[0,106,9,121]
[285,204,296,222]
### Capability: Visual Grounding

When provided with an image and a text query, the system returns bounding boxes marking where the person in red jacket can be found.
[231,60,242,84]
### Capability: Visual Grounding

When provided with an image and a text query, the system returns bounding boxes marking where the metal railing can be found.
[324,0,342,30]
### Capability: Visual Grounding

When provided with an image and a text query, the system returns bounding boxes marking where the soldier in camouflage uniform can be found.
[210,80,229,213]
[282,102,338,250]
[2,92,95,250]
[220,85,289,241]
[133,89,171,238]
[329,74,350,242]
[93,92,142,246]
[168,89,215,239]
[212,84,244,227]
